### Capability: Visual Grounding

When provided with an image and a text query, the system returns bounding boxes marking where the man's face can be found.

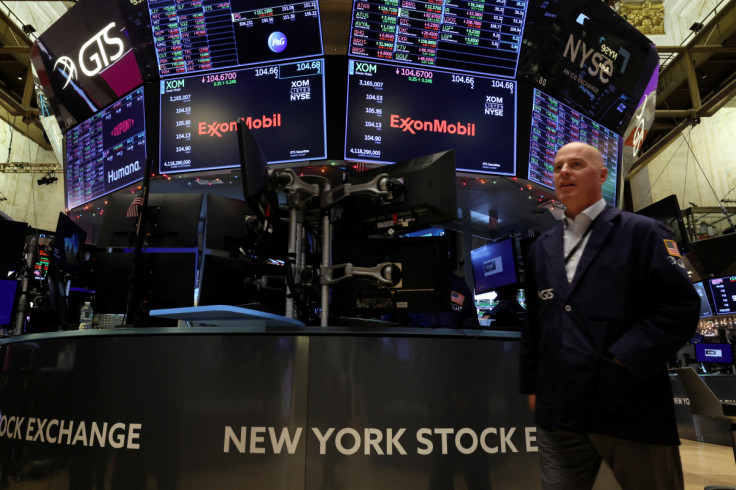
[553,143,608,216]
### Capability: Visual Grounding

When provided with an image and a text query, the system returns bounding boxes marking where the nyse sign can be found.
[53,22,126,88]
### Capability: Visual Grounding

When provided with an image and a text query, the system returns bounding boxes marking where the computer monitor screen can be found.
[64,85,147,210]
[635,195,690,254]
[96,193,203,248]
[347,0,528,79]
[708,276,736,315]
[30,0,156,132]
[344,60,517,175]
[692,281,714,318]
[525,88,621,206]
[204,194,249,252]
[470,238,518,294]
[159,60,327,174]
[51,213,88,271]
[0,221,28,272]
[694,342,734,364]
[94,250,196,314]
[148,0,324,77]
[330,236,451,317]
[338,149,457,237]
[517,0,659,133]
[0,279,18,326]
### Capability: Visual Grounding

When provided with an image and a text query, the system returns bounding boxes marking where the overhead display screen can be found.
[159,59,327,174]
[348,0,528,78]
[527,88,620,205]
[517,0,659,133]
[709,276,736,315]
[30,0,157,132]
[65,86,147,210]
[149,0,323,77]
[344,60,517,175]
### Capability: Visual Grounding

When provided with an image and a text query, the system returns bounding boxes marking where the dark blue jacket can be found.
[519,205,699,445]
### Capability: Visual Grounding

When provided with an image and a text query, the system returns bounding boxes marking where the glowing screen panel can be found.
[344,60,516,175]
[64,86,147,210]
[159,59,327,174]
[527,88,620,206]
[348,0,528,78]
[149,0,323,77]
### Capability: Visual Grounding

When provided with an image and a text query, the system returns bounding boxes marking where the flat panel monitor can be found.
[338,149,457,237]
[64,85,147,210]
[635,194,690,254]
[694,342,734,364]
[30,0,157,132]
[96,193,203,248]
[348,0,528,79]
[344,59,517,175]
[51,213,88,271]
[0,221,28,272]
[692,281,714,319]
[525,88,621,206]
[149,0,323,77]
[517,0,659,133]
[159,60,327,174]
[708,276,736,315]
[470,237,518,294]
[330,236,451,316]
[94,250,196,314]
[0,279,18,326]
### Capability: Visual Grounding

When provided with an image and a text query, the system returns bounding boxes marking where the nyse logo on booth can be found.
[53,22,126,89]
[268,32,287,53]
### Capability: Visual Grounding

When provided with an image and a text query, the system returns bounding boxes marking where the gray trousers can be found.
[537,426,684,490]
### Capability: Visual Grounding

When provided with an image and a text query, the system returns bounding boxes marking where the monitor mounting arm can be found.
[320,262,401,287]
[321,173,404,208]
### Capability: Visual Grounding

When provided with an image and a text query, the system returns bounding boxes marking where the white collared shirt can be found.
[562,198,606,283]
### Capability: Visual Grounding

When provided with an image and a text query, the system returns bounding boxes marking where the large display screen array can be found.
[159,59,327,174]
[149,0,323,77]
[348,0,528,79]
[344,59,517,175]
[65,86,147,210]
[527,88,621,205]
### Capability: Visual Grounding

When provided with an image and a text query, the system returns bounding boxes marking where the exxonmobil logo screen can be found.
[344,61,517,175]
[159,60,327,174]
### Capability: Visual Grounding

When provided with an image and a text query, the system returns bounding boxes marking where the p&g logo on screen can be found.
[268,32,287,53]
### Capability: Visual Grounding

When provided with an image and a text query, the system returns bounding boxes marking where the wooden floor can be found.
[681,438,736,490]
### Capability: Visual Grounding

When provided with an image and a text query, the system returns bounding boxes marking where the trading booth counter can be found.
[0,325,540,489]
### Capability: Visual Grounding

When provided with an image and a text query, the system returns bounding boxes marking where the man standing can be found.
[519,142,700,489]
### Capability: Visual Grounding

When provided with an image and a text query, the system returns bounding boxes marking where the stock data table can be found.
[349,0,528,78]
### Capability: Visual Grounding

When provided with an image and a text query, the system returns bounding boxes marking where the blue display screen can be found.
[0,279,18,326]
[695,343,733,364]
[470,238,517,294]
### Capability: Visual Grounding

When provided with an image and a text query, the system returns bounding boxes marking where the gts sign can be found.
[563,33,615,84]
[53,22,125,89]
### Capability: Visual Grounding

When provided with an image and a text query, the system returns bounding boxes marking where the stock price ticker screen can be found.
[348,0,528,79]
[65,86,147,210]
[709,276,736,315]
[159,59,327,174]
[344,60,517,175]
[527,88,621,206]
[149,0,323,77]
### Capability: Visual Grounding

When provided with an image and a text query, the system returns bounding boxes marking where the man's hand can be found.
[527,394,536,412]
